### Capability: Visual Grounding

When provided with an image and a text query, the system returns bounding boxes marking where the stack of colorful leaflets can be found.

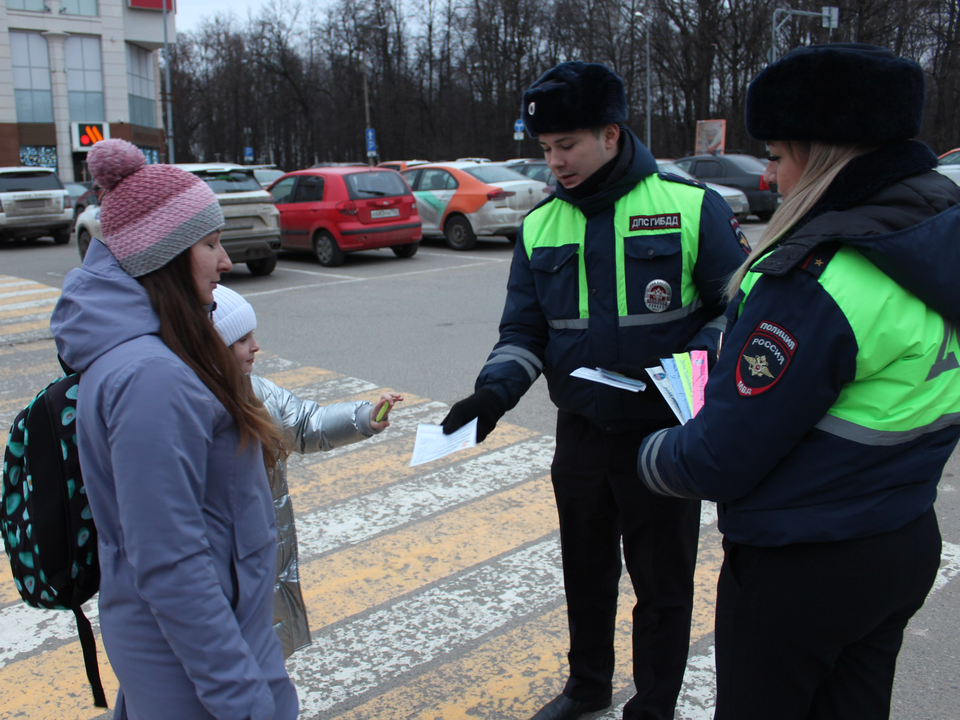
[644,350,709,424]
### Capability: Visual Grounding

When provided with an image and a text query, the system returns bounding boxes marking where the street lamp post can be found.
[635,12,652,151]
[361,52,373,166]
[162,0,174,163]
[360,24,388,166]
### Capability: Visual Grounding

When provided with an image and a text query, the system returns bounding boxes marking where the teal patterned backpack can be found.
[1,359,107,708]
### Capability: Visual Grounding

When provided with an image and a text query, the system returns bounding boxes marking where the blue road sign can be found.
[514,119,525,133]
[365,128,377,157]
[244,146,254,162]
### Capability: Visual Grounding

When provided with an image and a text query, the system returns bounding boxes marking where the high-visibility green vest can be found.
[741,245,960,444]
[521,178,707,325]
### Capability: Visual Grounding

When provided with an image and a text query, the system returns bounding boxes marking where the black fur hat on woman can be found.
[522,61,629,137]
[746,43,925,145]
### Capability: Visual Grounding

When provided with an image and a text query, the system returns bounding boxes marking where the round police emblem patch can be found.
[644,280,672,312]
[735,320,798,397]
[528,102,536,115]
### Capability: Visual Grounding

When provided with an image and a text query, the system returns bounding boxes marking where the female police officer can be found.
[637,43,960,718]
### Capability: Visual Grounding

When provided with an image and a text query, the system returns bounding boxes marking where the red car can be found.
[267,167,422,266]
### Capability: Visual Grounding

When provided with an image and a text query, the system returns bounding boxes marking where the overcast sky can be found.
[175,0,266,34]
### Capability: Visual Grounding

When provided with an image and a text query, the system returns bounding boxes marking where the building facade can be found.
[0,0,174,181]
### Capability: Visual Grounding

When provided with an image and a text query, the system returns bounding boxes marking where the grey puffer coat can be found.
[251,374,378,658]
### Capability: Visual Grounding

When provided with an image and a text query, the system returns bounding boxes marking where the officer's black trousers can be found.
[552,410,700,720]
[715,508,941,720]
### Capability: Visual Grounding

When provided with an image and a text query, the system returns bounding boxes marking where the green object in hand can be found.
[376,402,390,422]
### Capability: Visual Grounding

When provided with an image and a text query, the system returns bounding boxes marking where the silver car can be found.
[0,167,73,244]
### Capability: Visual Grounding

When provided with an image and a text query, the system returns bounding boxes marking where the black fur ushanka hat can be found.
[522,62,628,137]
[746,43,925,144]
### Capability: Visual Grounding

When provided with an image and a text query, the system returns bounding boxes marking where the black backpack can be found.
[1,358,107,708]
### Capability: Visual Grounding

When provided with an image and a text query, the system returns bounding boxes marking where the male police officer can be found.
[441,62,748,720]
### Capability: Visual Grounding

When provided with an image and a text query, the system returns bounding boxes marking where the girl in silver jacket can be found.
[212,285,401,658]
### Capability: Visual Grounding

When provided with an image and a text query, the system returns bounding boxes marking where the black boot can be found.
[531,693,612,720]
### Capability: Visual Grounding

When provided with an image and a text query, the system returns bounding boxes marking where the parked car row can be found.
[672,154,781,221]
[76,163,282,275]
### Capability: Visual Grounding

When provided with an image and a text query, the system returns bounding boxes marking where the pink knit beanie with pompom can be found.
[87,138,224,277]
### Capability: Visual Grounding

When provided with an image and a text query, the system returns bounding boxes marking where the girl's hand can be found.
[371,392,403,431]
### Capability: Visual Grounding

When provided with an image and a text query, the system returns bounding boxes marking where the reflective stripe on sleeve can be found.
[482,345,543,382]
[639,429,688,498]
[814,412,960,446]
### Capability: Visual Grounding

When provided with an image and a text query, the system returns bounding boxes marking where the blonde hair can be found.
[724,141,874,299]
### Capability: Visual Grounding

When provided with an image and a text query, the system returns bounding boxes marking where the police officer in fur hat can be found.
[441,61,748,720]
[637,43,960,718]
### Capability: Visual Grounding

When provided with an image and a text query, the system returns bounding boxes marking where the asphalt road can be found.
[0,222,958,719]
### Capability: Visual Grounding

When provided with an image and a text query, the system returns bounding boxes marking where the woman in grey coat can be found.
[52,140,297,719]
[212,285,401,657]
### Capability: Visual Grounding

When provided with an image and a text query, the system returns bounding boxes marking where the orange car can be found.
[377,160,430,172]
[400,161,548,250]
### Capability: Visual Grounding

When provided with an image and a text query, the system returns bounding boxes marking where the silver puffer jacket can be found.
[251,374,378,658]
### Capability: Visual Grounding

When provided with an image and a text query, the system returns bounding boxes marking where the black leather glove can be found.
[441,388,507,443]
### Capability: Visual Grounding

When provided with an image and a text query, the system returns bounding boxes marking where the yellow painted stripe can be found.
[0,303,57,321]
[0,342,59,362]
[291,420,539,510]
[301,475,558,628]
[0,636,119,719]
[263,365,338,388]
[327,527,721,719]
[0,289,60,308]
[0,318,51,336]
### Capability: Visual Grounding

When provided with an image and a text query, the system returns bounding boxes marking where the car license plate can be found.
[370,208,399,219]
[18,200,45,209]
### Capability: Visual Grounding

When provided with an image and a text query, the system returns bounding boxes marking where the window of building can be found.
[6,0,47,12]
[59,0,98,16]
[19,146,57,168]
[126,44,156,128]
[141,147,160,164]
[11,32,53,123]
[65,36,104,121]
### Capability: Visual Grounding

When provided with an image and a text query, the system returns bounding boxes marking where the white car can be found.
[0,167,73,245]
[656,160,750,220]
[74,202,101,259]
[174,163,281,276]
[400,162,547,249]
[936,149,960,187]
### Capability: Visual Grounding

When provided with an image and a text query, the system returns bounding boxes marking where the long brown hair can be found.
[724,140,873,299]
[138,248,285,470]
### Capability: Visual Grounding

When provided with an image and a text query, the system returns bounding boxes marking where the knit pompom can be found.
[87,139,147,191]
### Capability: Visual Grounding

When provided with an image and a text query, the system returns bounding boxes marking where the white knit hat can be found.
[212,285,257,346]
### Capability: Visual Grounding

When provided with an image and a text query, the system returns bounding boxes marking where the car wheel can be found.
[313,230,345,267]
[77,229,91,259]
[755,210,774,222]
[53,229,71,245]
[444,215,477,251]
[247,254,278,276]
[391,241,419,259]
[735,213,749,223]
